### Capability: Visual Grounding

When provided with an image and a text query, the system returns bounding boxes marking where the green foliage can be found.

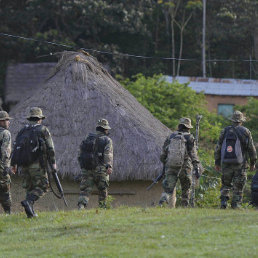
[237,97,258,143]
[119,73,223,145]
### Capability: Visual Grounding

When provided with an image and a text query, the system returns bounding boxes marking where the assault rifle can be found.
[189,114,202,207]
[146,166,165,191]
[47,160,68,207]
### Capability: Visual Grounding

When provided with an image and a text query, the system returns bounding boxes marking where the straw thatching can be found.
[9,51,171,181]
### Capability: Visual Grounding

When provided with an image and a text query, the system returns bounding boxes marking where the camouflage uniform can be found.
[12,107,56,217]
[159,118,200,207]
[0,111,12,213]
[78,119,113,208]
[215,111,257,209]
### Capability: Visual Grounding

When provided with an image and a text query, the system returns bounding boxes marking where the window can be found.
[218,104,234,118]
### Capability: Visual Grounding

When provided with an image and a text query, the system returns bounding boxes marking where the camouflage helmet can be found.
[179,117,193,129]
[27,107,45,120]
[230,110,246,123]
[96,118,111,130]
[0,111,12,121]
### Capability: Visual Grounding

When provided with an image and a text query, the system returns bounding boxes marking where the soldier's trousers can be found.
[22,162,49,202]
[220,164,246,206]
[78,167,109,208]
[0,171,11,212]
[159,166,192,206]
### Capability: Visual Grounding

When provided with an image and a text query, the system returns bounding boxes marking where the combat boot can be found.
[21,200,35,218]
[78,203,86,210]
[220,196,228,209]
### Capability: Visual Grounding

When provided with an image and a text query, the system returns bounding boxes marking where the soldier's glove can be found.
[194,167,201,179]
[3,167,13,176]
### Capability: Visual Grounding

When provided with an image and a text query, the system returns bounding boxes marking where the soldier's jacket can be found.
[0,127,11,170]
[30,121,56,165]
[214,125,257,166]
[95,131,113,168]
[160,130,200,169]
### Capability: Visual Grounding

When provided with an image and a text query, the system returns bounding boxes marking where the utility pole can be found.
[202,0,206,78]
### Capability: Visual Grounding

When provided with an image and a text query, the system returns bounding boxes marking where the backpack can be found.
[221,126,244,164]
[78,133,109,170]
[166,132,188,168]
[12,125,42,167]
[251,172,258,206]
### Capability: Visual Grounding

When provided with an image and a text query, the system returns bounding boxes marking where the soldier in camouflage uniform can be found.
[11,107,56,218]
[0,111,13,214]
[159,118,200,207]
[78,119,113,209]
[215,111,257,209]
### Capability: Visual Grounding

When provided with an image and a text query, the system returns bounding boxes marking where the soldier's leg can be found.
[0,174,12,214]
[179,168,192,207]
[220,165,234,209]
[78,169,94,209]
[22,164,48,218]
[159,169,178,206]
[95,171,109,208]
[231,167,246,209]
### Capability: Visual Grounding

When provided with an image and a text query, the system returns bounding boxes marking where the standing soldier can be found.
[78,119,113,209]
[0,111,13,214]
[159,118,200,207]
[215,110,257,209]
[11,107,56,218]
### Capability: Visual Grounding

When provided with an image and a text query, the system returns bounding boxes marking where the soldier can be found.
[215,110,257,209]
[11,107,56,218]
[0,111,14,214]
[78,118,113,209]
[159,118,200,207]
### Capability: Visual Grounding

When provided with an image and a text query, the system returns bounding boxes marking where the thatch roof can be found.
[5,62,56,108]
[10,51,171,181]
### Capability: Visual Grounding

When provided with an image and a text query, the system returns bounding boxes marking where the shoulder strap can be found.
[231,126,246,149]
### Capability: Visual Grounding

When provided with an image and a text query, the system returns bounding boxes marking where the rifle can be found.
[47,160,68,207]
[40,139,68,207]
[189,114,202,207]
[146,166,165,191]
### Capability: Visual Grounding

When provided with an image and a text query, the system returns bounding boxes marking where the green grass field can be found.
[0,207,257,257]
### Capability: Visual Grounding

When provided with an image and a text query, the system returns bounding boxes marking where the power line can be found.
[0,32,258,63]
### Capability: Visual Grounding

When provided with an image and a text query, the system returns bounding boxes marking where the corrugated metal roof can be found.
[166,76,258,96]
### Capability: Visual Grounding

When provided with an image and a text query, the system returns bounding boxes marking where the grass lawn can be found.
[0,207,257,257]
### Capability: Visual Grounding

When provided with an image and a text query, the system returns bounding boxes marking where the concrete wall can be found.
[2,176,176,214]
[205,94,258,113]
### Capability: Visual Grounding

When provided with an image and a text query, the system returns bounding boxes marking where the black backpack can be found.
[78,133,99,170]
[251,172,258,207]
[12,125,43,167]
[221,126,245,164]
[78,133,109,170]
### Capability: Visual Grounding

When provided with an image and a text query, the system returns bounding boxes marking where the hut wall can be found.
[4,177,176,213]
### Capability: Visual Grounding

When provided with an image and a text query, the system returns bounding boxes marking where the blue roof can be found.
[166,76,258,96]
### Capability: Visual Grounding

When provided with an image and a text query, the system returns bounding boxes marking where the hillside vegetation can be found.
[0,207,257,257]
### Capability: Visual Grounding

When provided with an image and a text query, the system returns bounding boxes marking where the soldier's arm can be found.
[246,130,257,165]
[214,129,225,166]
[187,135,200,168]
[0,130,11,169]
[160,136,170,164]
[103,137,113,168]
[42,127,56,164]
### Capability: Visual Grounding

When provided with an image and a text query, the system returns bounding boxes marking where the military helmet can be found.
[230,110,246,123]
[179,117,193,129]
[0,111,12,121]
[27,107,45,120]
[96,118,111,130]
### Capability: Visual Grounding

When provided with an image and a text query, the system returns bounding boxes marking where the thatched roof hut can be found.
[10,51,171,181]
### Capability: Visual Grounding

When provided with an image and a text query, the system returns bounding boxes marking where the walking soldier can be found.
[215,110,257,209]
[78,119,113,209]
